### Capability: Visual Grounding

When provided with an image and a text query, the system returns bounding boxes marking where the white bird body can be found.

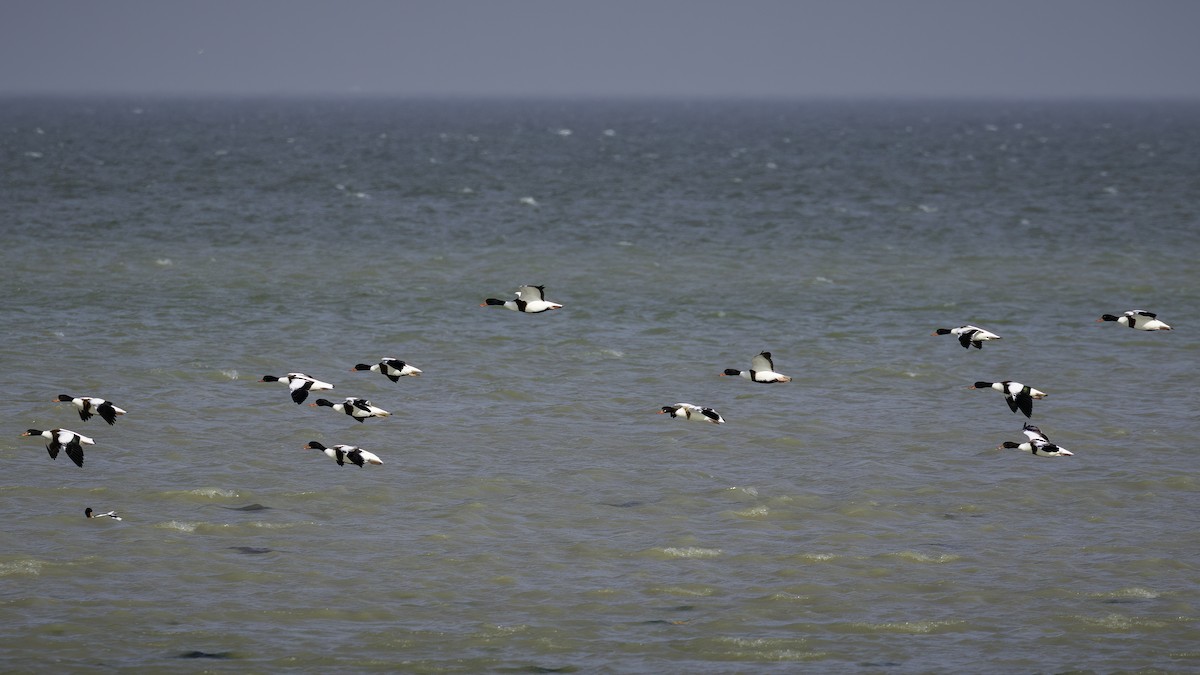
[1099,310,1172,331]
[261,372,334,404]
[55,394,126,425]
[482,285,562,313]
[659,403,725,424]
[304,441,384,467]
[22,428,94,467]
[933,325,1001,349]
[971,380,1047,418]
[310,397,391,422]
[353,358,422,381]
[85,508,122,520]
[722,351,791,383]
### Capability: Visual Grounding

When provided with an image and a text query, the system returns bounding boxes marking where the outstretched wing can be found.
[1015,394,1033,418]
[516,285,546,302]
[1022,424,1047,443]
[64,439,85,467]
[751,352,775,372]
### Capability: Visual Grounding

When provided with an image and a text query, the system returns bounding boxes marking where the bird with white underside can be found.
[21,428,94,468]
[481,285,563,313]
[659,403,725,424]
[54,394,126,425]
[1098,310,1172,331]
[721,351,791,383]
[310,397,391,422]
[970,381,1047,418]
[933,325,1001,349]
[303,441,383,467]
[352,358,422,382]
[998,423,1074,457]
[260,372,334,404]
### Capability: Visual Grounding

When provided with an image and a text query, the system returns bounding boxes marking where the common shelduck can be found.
[659,403,725,424]
[260,373,334,404]
[85,507,122,520]
[970,381,1047,418]
[303,441,384,467]
[721,351,791,383]
[481,285,562,313]
[21,428,94,467]
[54,394,126,425]
[1098,310,1172,331]
[933,325,1001,349]
[352,358,422,381]
[998,423,1074,457]
[310,397,391,422]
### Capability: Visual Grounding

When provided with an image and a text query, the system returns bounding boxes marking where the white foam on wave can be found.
[174,488,238,499]
[220,369,239,380]
[0,560,43,577]
[159,521,199,532]
[852,619,965,633]
[888,551,961,564]
[659,546,722,559]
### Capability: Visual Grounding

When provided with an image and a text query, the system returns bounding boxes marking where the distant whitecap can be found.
[519,196,538,206]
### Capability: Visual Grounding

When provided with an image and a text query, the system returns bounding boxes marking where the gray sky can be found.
[3,0,1199,99]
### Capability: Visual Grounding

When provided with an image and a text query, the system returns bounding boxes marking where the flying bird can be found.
[352,358,422,381]
[303,441,384,467]
[970,381,1047,418]
[998,423,1074,457]
[721,351,791,383]
[1098,310,1172,331]
[481,285,563,313]
[310,397,391,422]
[658,403,725,424]
[54,394,126,425]
[260,373,334,404]
[933,325,1001,349]
[21,428,94,467]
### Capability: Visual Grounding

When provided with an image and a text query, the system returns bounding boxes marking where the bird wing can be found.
[1128,310,1156,318]
[97,402,120,425]
[64,439,85,467]
[751,352,775,372]
[516,285,546,302]
[1015,394,1033,418]
[1022,424,1048,443]
[345,450,366,467]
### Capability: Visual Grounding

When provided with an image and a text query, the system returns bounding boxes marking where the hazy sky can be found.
[3,0,1199,99]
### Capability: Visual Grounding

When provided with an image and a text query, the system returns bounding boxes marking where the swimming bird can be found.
[54,394,126,425]
[969,381,1047,418]
[998,423,1074,457]
[303,441,383,467]
[310,397,391,422]
[721,351,791,383]
[658,403,725,424]
[352,358,422,381]
[85,507,122,520]
[481,285,563,313]
[1098,310,1172,331]
[21,428,94,467]
[933,325,1001,349]
[260,373,334,404]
